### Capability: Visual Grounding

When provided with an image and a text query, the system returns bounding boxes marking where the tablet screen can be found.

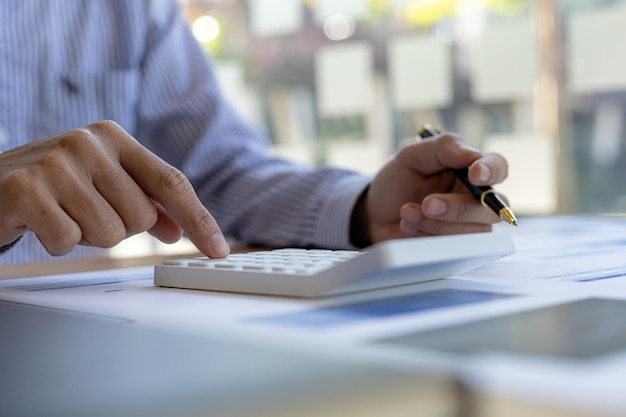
[378,298,626,360]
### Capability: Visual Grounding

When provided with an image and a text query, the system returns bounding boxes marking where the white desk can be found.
[0,254,458,417]
[3,216,626,417]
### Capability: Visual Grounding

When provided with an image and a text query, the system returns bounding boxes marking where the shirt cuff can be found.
[0,235,23,256]
[314,174,372,250]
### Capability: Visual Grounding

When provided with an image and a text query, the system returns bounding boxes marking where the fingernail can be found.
[210,233,230,257]
[403,207,422,224]
[477,163,492,183]
[425,198,448,216]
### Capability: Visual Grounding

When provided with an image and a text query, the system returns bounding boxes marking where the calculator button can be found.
[214,263,239,269]
[242,264,269,271]
[188,261,214,267]
[163,260,190,266]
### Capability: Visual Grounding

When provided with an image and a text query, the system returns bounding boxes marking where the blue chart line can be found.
[578,270,626,282]
[4,274,153,292]
[540,267,626,283]
[256,289,517,328]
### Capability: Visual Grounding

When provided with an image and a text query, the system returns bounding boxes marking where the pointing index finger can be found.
[100,122,230,258]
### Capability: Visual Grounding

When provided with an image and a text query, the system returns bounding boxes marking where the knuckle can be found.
[56,120,127,156]
[397,143,411,158]
[190,203,221,235]
[395,142,417,165]
[53,128,103,160]
[158,166,191,193]
[45,230,81,256]
[440,132,463,146]
[125,206,158,236]
[84,222,126,249]
[94,119,122,131]
[85,120,123,137]
[136,214,159,236]
[438,135,465,155]
[0,171,30,201]
[195,207,218,232]
[40,149,72,173]
[0,172,41,217]
[85,120,133,148]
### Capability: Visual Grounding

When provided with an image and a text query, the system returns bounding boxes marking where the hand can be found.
[0,120,230,257]
[351,132,509,245]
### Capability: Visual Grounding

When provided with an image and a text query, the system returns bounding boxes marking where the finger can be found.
[398,203,422,236]
[147,203,184,244]
[467,152,509,186]
[45,168,130,249]
[91,157,160,237]
[0,181,29,246]
[22,194,83,256]
[400,202,493,237]
[18,126,160,247]
[92,122,229,257]
[66,191,127,248]
[0,160,82,255]
[398,133,483,175]
[399,203,430,237]
[137,162,229,257]
[400,216,492,237]
[28,138,137,249]
[420,194,502,224]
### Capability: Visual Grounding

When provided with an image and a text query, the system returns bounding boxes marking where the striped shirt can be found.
[0,0,371,264]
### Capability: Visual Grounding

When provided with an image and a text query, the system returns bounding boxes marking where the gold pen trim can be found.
[479,189,496,208]
[499,207,518,226]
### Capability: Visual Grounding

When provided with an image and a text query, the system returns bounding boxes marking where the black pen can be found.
[417,123,518,226]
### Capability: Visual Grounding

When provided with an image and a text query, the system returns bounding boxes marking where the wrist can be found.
[349,187,371,248]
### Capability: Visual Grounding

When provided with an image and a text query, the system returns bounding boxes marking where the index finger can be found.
[467,152,509,186]
[399,133,483,175]
[98,122,230,258]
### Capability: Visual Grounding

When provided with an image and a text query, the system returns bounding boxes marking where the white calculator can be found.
[154,232,515,298]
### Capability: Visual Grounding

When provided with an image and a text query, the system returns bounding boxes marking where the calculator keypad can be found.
[163,249,359,275]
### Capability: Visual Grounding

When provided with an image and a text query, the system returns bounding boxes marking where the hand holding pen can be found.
[417,124,518,226]
[351,122,514,246]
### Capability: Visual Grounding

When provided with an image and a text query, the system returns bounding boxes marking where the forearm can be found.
[133,2,373,249]
[192,148,372,249]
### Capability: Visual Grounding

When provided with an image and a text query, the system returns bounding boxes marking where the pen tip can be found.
[499,208,518,227]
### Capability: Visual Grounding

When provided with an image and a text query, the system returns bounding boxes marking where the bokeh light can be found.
[192,15,221,43]
[323,13,357,41]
